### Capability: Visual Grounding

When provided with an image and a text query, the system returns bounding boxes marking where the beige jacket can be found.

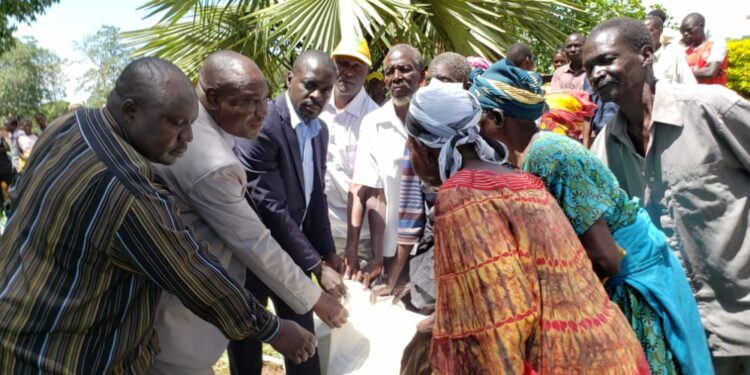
[150,104,322,373]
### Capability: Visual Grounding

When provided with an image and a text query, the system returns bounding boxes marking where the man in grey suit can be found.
[149,50,347,375]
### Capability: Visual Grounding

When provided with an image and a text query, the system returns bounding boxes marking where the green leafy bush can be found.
[727,38,750,98]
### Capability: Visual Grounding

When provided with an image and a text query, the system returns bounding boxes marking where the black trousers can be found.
[0,162,14,207]
[227,270,321,375]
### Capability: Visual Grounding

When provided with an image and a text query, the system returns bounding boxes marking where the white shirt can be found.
[9,128,21,171]
[319,88,380,239]
[285,92,321,208]
[16,132,38,168]
[653,43,697,84]
[661,28,682,47]
[352,100,408,258]
[151,103,322,373]
[705,38,728,64]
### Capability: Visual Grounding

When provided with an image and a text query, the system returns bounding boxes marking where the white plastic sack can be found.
[315,280,425,375]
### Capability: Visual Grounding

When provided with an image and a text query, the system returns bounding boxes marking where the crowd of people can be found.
[0,113,47,213]
[0,9,747,375]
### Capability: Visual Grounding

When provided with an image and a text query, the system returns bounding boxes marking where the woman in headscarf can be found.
[405,80,649,374]
[471,59,713,375]
[539,89,596,141]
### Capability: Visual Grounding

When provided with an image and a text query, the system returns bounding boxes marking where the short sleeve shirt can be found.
[352,100,408,257]
[550,63,586,91]
[318,88,380,238]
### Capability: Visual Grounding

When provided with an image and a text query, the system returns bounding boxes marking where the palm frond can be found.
[246,0,414,55]
[124,0,586,90]
[125,4,288,91]
[410,0,580,60]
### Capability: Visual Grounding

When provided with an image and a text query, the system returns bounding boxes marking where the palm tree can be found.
[125,0,582,92]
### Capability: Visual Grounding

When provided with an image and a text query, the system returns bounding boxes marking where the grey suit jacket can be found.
[149,103,321,373]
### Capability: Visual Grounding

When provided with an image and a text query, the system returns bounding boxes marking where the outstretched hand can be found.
[343,254,360,280]
[268,319,317,364]
[313,291,348,329]
[320,264,347,298]
[357,261,383,290]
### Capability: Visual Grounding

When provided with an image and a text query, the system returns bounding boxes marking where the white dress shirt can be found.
[319,88,380,239]
[351,100,408,258]
[285,92,321,208]
[653,43,697,84]
[149,103,322,374]
[9,128,20,171]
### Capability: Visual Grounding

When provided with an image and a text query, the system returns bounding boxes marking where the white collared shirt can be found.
[9,128,21,170]
[352,100,408,257]
[285,92,321,208]
[653,43,697,85]
[319,88,380,239]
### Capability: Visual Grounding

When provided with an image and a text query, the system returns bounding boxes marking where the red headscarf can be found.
[539,89,597,140]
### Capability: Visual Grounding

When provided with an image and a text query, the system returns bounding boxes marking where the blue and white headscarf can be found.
[406,80,507,182]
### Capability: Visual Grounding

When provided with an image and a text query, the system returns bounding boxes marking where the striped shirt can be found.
[398,147,438,246]
[397,147,425,245]
[0,108,279,374]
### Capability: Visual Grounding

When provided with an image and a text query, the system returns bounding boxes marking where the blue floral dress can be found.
[522,132,713,375]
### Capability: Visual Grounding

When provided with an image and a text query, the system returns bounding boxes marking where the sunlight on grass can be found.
[213,298,283,375]
[213,346,283,375]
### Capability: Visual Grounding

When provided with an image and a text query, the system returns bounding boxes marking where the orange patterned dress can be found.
[430,169,650,375]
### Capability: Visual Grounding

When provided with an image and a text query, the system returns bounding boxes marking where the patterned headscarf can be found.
[406,80,507,182]
[468,58,545,120]
[466,56,491,70]
[539,90,597,139]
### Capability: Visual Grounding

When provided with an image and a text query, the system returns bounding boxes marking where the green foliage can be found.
[125,0,582,92]
[531,0,651,74]
[0,0,59,53]
[571,0,647,34]
[39,99,69,121]
[0,37,66,118]
[77,25,134,108]
[727,38,750,99]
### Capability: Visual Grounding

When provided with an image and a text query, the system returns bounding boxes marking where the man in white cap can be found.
[318,37,380,267]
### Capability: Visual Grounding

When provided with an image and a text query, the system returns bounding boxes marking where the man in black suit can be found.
[229,50,347,375]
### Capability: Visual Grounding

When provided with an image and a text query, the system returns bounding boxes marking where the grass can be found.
[213,346,284,375]
[213,302,282,375]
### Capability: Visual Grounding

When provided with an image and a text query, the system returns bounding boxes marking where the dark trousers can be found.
[228,271,321,375]
[0,162,14,208]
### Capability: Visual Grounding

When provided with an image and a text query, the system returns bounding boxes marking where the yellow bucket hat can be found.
[332,36,372,67]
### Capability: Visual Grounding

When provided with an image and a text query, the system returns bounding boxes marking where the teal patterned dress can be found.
[522,132,713,375]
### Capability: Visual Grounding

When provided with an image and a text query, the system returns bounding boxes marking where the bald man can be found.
[231,50,341,375]
[0,57,316,372]
[149,51,347,375]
